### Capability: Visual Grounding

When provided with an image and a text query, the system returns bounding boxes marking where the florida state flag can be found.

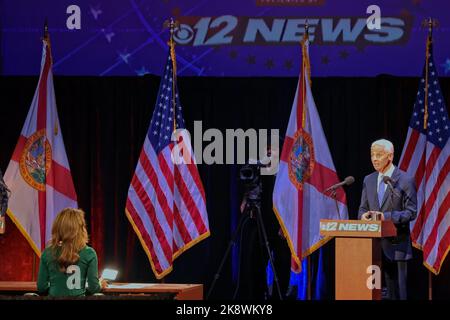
[273,33,348,272]
[4,30,77,255]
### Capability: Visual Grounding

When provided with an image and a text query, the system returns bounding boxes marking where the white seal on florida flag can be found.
[19,129,52,191]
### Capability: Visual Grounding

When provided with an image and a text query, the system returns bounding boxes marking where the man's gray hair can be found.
[371,139,394,154]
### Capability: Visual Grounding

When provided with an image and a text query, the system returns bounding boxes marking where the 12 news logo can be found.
[320,221,381,232]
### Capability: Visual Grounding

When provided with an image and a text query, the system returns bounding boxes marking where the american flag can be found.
[398,36,450,275]
[125,50,210,279]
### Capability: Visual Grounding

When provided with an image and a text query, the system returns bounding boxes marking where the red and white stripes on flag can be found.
[398,36,450,275]
[273,36,348,272]
[125,50,210,279]
[4,35,78,255]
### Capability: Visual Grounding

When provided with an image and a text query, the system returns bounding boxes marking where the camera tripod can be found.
[206,199,283,300]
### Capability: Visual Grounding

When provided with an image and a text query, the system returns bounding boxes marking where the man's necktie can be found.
[378,177,386,208]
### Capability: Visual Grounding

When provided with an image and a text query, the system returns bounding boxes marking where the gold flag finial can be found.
[163,18,180,134]
[299,19,311,129]
[421,17,438,35]
[163,18,180,48]
[163,18,180,70]
[421,18,438,130]
[301,19,311,84]
[44,19,49,40]
[42,18,52,50]
[301,19,309,45]
[428,17,433,34]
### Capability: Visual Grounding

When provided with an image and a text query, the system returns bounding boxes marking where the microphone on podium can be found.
[325,176,354,221]
[324,176,355,193]
[382,176,401,197]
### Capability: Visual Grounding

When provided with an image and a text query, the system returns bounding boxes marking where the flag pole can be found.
[43,18,51,51]
[302,20,312,301]
[44,18,49,40]
[423,17,437,300]
[159,17,180,285]
[31,18,49,283]
[424,17,431,300]
[423,18,432,130]
[164,17,179,134]
[428,272,432,300]
[307,255,312,300]
[301,20,310,129]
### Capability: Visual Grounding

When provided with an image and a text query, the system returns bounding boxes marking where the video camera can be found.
[239,160,267,204]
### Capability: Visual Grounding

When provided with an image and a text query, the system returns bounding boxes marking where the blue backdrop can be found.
[1,0,450,77]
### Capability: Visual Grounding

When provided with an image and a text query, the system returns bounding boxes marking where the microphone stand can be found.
[389,190,395,221]
[324,177,354,220]
[329,188,342,220]
[386,182,399,220]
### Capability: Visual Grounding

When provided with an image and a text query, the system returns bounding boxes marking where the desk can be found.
[0,281,203,300]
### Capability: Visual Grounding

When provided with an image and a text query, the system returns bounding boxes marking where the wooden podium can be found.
[320,219,396,300]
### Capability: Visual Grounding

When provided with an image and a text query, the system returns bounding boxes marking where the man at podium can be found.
[358,139,417,300]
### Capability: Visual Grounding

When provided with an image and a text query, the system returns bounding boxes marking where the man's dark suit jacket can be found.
[358,167,417,261]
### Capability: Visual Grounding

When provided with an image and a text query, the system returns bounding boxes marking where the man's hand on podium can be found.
[361,211,385,221]
[375,212,385,221]
[361,211,372,220]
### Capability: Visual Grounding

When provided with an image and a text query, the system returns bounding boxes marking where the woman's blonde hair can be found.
[50,208,88,272]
